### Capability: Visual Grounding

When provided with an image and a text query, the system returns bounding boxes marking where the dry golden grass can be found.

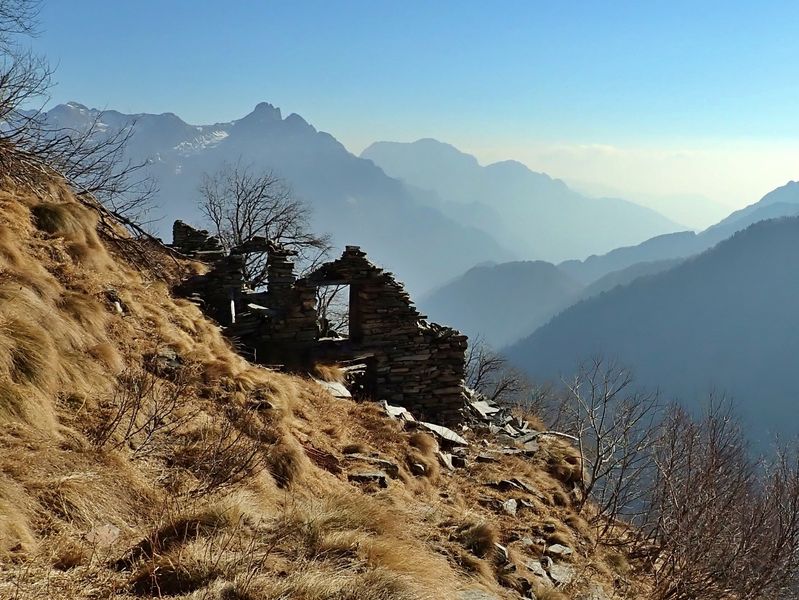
[312,362,346,383]
[0,175,645,600]
[460,522,499,558]
[407,431,438,454]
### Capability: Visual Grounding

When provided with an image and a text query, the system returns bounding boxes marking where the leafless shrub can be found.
[634,400,799,599]
[554,358,799,598]
[465,335,539,409]
[174,409,267,497]
[90,366,194,457]
[198,161,331,287]
[555,358,660,534]
[0,0,154,225]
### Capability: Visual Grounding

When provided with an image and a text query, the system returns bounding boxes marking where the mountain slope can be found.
[418,261,583,348]
[0,165,638,598]
[39,103,515,294]
[577,257,684,300]
[507,216,799,446]
[560,181,799,285]
[361,138,681,262]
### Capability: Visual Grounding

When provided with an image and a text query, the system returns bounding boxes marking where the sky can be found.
[30,1,799,220]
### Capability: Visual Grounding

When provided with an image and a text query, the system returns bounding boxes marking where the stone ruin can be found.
[172,222,468,423]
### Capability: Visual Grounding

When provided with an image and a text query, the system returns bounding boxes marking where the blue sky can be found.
[31,1,799,215]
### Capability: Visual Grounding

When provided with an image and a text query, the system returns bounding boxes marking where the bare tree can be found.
[465,336,539,407]
[635,400,799,599]
[0,0,154,224]
[556,358,660,531]
[198,161,331,288]
[549,360,799,597]
[315,284,349,338]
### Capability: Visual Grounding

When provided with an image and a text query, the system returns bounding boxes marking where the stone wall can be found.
[172,222,468,423]
[171,220,224,259]
[256,246,468,422]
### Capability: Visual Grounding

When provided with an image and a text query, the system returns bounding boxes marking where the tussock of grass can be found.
[460,522,499,558]
[129,550,220,596]
[117,503,238,570]
[407,432,437,455]
[536,591,570,600]
[265,436,307,488]
[312,362,345,383]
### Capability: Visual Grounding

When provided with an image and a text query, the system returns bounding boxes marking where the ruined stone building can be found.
[172,222,468,423]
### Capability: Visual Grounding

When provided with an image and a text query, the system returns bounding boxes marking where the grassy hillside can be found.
[0,174,640,598]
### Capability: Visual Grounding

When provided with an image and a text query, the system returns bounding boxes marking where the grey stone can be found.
[419,422,469,446]
[526,560,553,587]
[410,462,426,476]
[546,543,573,559]
[477,452,501,463]
[501,498,518,516]
[312,378,351,398]
[548,562,575,586]
[343,454,399,478]
[493,542,509,562]
[437,451,455,471]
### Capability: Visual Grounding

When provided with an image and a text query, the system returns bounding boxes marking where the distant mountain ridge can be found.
[418,260,583,348]
[420,181,799,352]
[507,215,799,446]
[361,138,682,263]
[42,102,515,294]
[559,181,799,284]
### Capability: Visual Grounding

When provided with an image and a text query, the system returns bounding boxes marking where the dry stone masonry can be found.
[172,223,468,423]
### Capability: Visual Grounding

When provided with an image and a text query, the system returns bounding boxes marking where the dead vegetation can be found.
[0,174,655,599]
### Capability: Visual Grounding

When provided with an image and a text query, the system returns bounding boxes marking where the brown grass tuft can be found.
[536,591,570,600]
[129,550,219,596]
[407,432,437,455]
[266,436,307,488]
[460,522,499,559]
[312,363,345,383]
[606,550,631,575]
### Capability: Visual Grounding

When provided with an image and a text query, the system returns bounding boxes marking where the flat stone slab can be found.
[419,421,469,446]
[313,378,351,398]
[546,543,573,559]
[381,400,416,422]
[469,399,501,419]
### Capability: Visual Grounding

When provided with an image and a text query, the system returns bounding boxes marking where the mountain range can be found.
[419,261,582,348]
[506,215,799,446]
[559,181,799,284]
[42,102,516,294]
[419,182,799,349]
[41,102,691,295]
[361,138,682,263]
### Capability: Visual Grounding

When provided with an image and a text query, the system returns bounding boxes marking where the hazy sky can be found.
[32,1,799,212]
